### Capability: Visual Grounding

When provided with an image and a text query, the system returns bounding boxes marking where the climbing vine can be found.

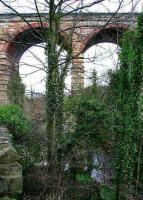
[108,14,143,199]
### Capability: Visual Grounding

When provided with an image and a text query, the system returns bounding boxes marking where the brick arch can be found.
[4,22,49,63]
[84,23,129,51]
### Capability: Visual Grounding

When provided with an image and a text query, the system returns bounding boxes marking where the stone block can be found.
[0,163,22,194]
[0,127,23,195]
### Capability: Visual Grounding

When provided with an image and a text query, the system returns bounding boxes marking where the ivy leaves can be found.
[0,105,31,140]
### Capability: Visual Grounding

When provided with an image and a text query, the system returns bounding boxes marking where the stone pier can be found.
[0,127,22,196]
[0,53,11,105]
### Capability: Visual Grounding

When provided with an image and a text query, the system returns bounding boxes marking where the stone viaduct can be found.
[0,12,140,196]
[0,12,139,104]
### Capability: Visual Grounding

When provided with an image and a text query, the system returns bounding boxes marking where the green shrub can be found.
[0,105,31,140]
[100,185,115,200]
[76,174,92,184]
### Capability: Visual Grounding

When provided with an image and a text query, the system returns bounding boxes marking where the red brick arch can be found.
[4,22,49,62]
[84,23,129,51]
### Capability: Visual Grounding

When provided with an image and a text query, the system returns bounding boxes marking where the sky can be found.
[19,43,119,92]
[0,0,142,93]
[1,0,142,13]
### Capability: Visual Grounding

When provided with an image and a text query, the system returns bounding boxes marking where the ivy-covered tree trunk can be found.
[109,14,143,199]
[45,0,66,168]
[55,80,64,136]
[45,1,57,166]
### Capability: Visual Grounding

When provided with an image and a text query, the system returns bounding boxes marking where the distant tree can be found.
[7,71,25,108]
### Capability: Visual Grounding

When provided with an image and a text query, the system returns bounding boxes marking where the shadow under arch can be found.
[84,24,129,52]
[5,25,65,64]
